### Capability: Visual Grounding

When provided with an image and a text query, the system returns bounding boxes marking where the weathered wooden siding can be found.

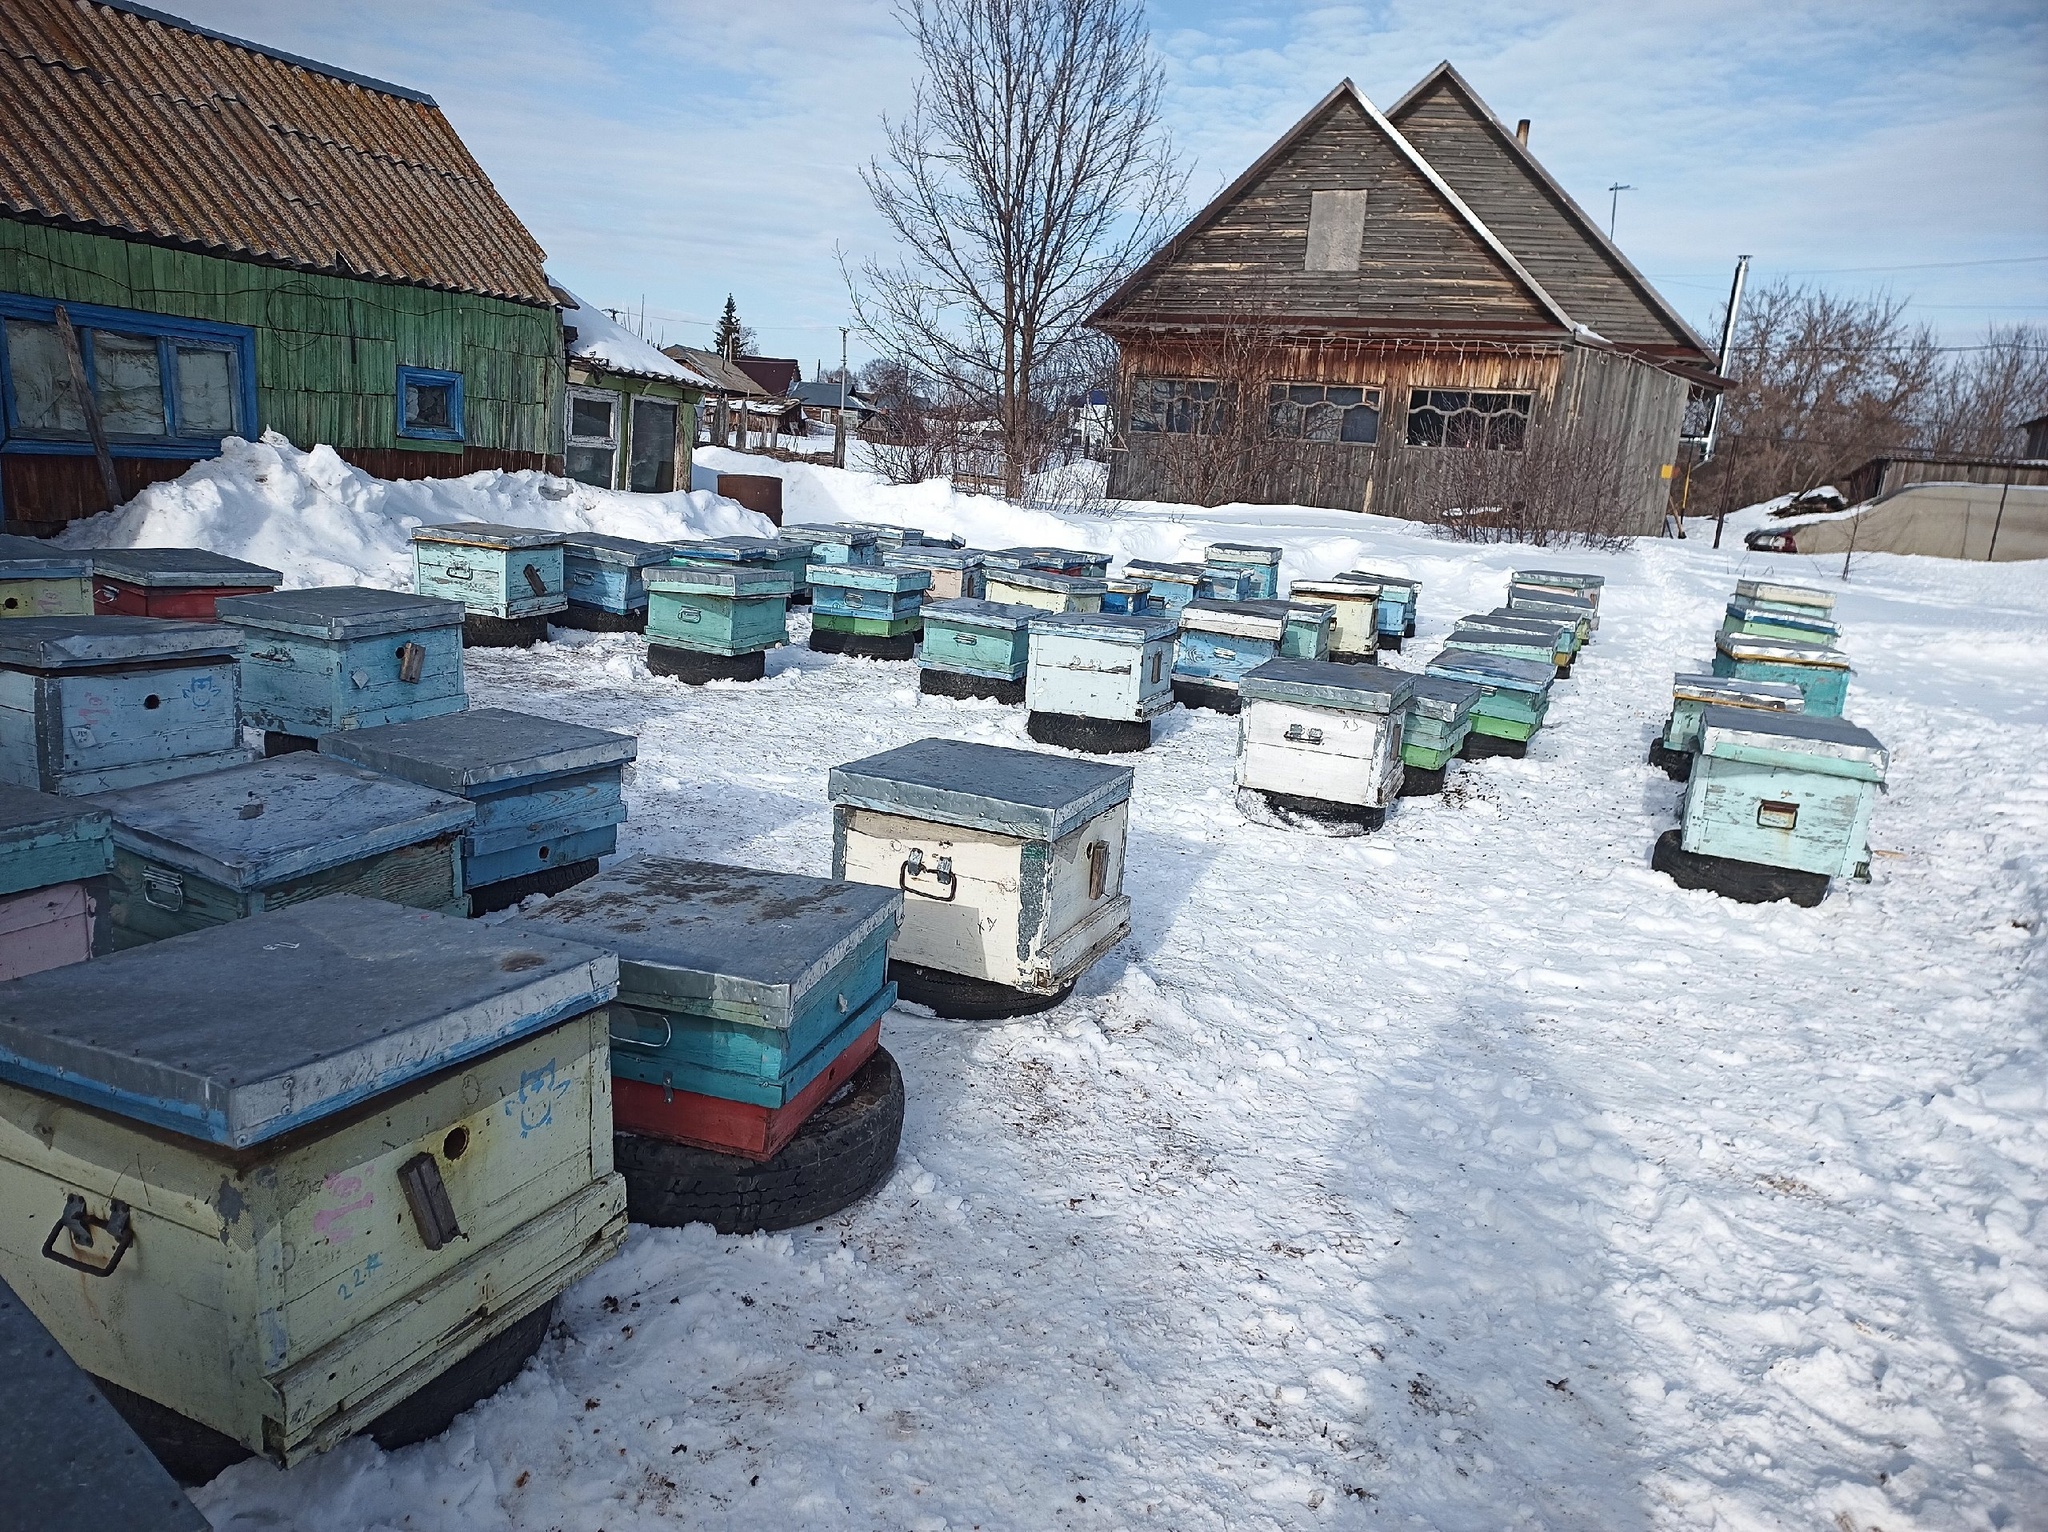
[1110,96,1558,332]
[1389,77,1701,355]
[0,219,561,528]
[1551,344,1692,533]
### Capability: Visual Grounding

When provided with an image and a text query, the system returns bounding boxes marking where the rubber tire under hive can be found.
[647,644,767,684]
[556,602,648,633]
[1461,731,1529,760]
[1170,678,1241,715]
[890,959,1076,1021]
[1651,827,1831,908]
[467,857,601,917]
[462,613,551,649]
[809,628,917,661]
[1026,711,1152,754]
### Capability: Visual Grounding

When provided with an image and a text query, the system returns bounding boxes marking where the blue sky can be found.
[171,0,2047,368]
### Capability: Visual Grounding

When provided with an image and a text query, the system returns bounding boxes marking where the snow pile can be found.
[557,283,717,387]
[141,447,2045,1531]
[56,432,771,591]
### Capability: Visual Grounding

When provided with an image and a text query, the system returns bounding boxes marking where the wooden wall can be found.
[0,219,562,527]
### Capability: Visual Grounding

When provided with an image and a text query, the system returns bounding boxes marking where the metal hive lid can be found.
[1670,673,1804,709]
[1206,542,1283,564]
[1507,586,1595,611]
[1027,610,1178,644]
[1179,600,1287,640]
[1426,647,1555,692]
[884,547,985,571]
[1726,595,1838,629]
[90,755,474,889]
[1733,579,1834,611]
[0,534,90,578]
[0,783,110,860]
[409,524,565,550]
[644,565,794,597]
[214,585,466,640]
[1476,611,1574,637]
[829,737,1133,840]
[673,539,780,564]
[920,598,1039,632]
[515,857,901,1026]
[1698,706,1887,771]
[1122,559,1205,581]
[87,548,282,588]
[562,533,681,567]
[808,564,934,592]
[0,895,617,1147]
[1239,658,1414,713]
[1342,570,1418,592]
[1288,579,1377,600]
[318,706,637,793]
[1512,569,1606,589]
[984,567,1106,595]
[1404,671,1482,720]
[1714,630,1850,668]
[0,616,240,669]
[794,524,880,546]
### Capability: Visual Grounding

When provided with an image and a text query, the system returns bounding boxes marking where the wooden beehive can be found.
[1732,579,1834,619]
[216,587,468,746]
[917,598,1035,702]
[0,535,92,620]
[517,857,902,1161]
[1484,608,1587,661]
[0,895,626,1466]
[409,525,567,643]
[1287,579,1379,661]
[0,785,112,980]
[1400,672,1480,781]
[1680,708,1887,879]
[0,617,248,795]
[644,564,792,659]
[1425,647,1553,754]
[1662,673,1804,754]
[90,754,473,948]
[1450,616,1574,674]
[1121,559,1206,611]
[1204,543,1284,600]
[1236,659,1412,823]
[982,566,1107,614]
[1172,599,1289,713]
[810,564,933,659]
[1506,584,1597,638]
[800,525,882,566]
[1721,595,1840,645]
[1025,611,1178,752]
[1100,577,1153,614]
[829,738,1133,1006]
[1511,569,1605,610]
[559,533,678,630]
[90,549,282,619]
[1275,599,1334,659]
[985,548,1111,579]
[320,707,635,914]
[885,546,986,601]
[1711,631,1852,717]
[1342,571,1418,645]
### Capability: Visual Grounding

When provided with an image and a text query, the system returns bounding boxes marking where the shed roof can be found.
[0,0,553,305]
[665,345,779,399]
[554,282,716,387]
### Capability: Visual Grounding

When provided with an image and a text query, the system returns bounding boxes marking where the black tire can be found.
[364,1298,557,1451]
[809,628,918,661]
[262,730,319,757]
[647,644,766,683]
[1403,618,1416,637]
[1026,711,1152,754]
[1651,828,1830,907]
[1378,633,1404,654]
[468,858,600,917]
[557,602,647,633]
[920,668,1025,705]
[462,613,551,649]
[91,1299,559,1483]
[1241,787,1385,834]
[890,959,1074,1021]
[1555,660,1574,679]
[1461,730,1528,760]
[1397,762,1447,796]
[1170,678,1241,715]
[1647,740,1693,781]
[617,1047,904,1234]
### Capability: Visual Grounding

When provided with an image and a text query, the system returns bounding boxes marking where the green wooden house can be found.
[0,0,564,535]
[555,285,711,493]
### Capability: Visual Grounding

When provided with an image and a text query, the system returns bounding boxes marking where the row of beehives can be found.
[1646,578,1888,908]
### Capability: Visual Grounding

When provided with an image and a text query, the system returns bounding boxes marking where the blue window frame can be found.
[397,366,464,443]
[0,292,258,459]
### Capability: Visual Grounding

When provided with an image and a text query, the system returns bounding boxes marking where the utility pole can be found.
[1606,183,1634,241]
[834,325,851,469]
[1708,255,1752,549]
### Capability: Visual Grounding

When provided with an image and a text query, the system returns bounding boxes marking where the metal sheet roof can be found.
[0,0,554,305]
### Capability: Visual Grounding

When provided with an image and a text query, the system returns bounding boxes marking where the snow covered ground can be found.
[75,445,2048,1530]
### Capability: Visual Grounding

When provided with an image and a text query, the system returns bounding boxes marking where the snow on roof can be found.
[554,283,717,388]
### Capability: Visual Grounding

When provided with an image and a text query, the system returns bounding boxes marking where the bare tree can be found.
[850,0,1183,498]
[1410,417,1638,549]
[1918,323,2048,458]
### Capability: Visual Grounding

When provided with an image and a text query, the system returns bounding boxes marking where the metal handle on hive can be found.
[41,1194,134,1277]
[899,848,957,901]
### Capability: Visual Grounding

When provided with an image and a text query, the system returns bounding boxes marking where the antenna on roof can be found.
[1606,184,1635,241]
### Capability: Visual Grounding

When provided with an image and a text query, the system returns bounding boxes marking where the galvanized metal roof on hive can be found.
[0,0,554,305]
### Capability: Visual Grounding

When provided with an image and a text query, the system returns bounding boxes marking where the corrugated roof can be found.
[0,0,553,305]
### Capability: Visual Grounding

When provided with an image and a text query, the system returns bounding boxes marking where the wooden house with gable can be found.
[1091,65,1720,531]
[0,0,563,534]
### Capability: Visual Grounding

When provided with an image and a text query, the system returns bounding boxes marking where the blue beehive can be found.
[0,785,112,979]
[1425,647,1553,758]
[1343,571,1418,648]
[1482,608,1585,658]
[1025,610,1178,754]
[1656,708,1887,907]
[798,525,882,566]
[1172,599,1289,714]
[517,857,902,1164]
[1650,673,1804,779]
[0,617,248,795]
[671,537,780,570]
[1722,593,1839,645]
[1121,560,1203,611]
[1100,577,1153,614]
[558,534,679,631]
[1712,631,1851,717]
[643,564,793,684]
[320,706,636,915]
[918,598,1036,703]
[88,754,474,948]
[410,524,567,647]
[1205,543,1283,600]
[809,563,933,660]
[216,586,468,752]
[0,535,92,620]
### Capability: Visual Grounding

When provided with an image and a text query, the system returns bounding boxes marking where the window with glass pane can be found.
[1268,383,1380,445]
[1404,389,1531,450]
[175,345,237,435]
[405,380,452,432]
[629,398,679,492]
[566,388,621,488]
[4,319,84,435]
[94,332,166,436]
[1131,378,1225,435]
[566,445,616,487]
[570,394,615,442]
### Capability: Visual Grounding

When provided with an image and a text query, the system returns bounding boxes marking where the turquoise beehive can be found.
[1711,631,1851,717]
[1650,673,1803,780]
[410,525,566,647]
[643,564,793,683]
[917,598,1035,703]
[1425,647,1553,757]
[809,563,933,660]
[1398,672,1480,794]
[0,785,112,979]
[1204,543,1283,600]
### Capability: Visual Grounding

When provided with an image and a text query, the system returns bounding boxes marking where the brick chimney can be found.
[1515,119,1530,146]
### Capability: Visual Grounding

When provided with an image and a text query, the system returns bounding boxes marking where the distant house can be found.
[793,379,876,431]
[556,284,712,492]
[731,356,802,398]
[2024,413,2048,461]
[1089,64,1720,530]
[0,0,564,534]
[1839,451,2048,508]
[664,346,800,444]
